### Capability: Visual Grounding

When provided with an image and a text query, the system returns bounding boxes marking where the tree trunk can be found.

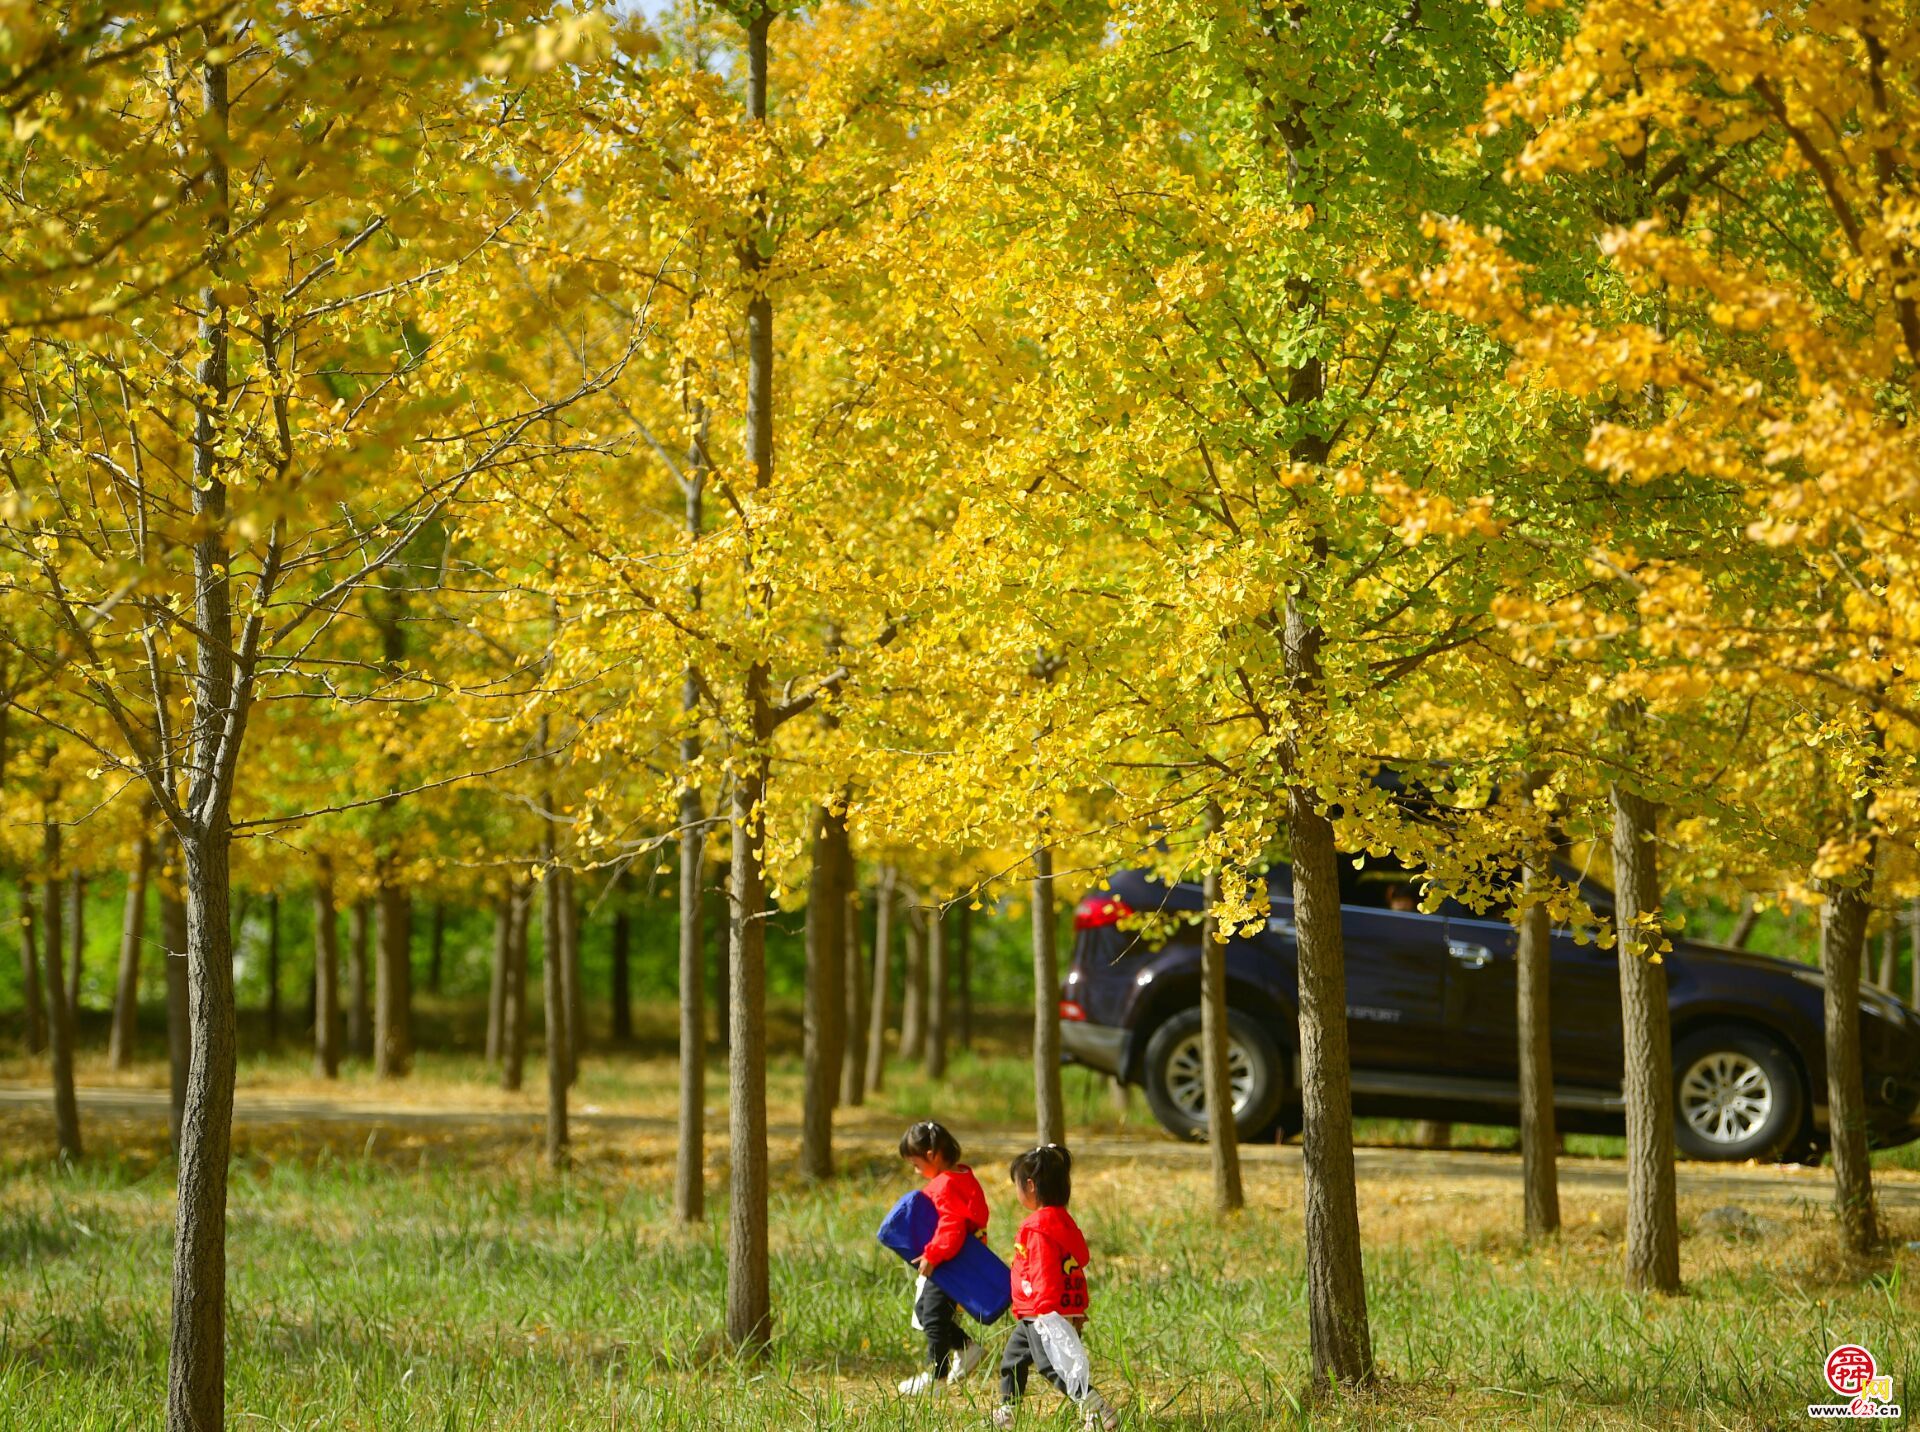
[65,869,85,1016]
[264,893,281,1043]
[610,896,633,1045]
[560,867,583,1085]
[1409,1121,1451,1149]
[955,901,973,1053]
[1910,896,1919,1010]
[801,804,846,1181]
[542,857,569,1169]
[109,827,154,1070]
[347,899,371,1059]
[1609,773,1681,1293]
[900,900,927,1061]
[428,901,445,996]
[1726,895,1759,950]
[163,887,188,1153]
[677,789,708,1222]
[486,889,510,1064]
[841,879,868,1106]
[1031,846,1065,1146]
[1874,923,1895,991]
[865,866,896,1096]
[501,882,529,1092]
[1284,593,1374,1387]
[1515,846,1560,1238]
[712,871,730,1050]
[313,859,340,1080]
[726,738,772,1348]
[16,877,46,1054]
[1820,836,1880,1256]
[374,885,412,1078]
[43,822,82,1160]
[925,903,949,1079]
[1199,813,1244,1213]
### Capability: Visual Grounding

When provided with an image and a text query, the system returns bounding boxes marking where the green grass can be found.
[3,1033,1919,1429]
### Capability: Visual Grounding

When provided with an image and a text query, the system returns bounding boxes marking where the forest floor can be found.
[3,1025,1919,1428]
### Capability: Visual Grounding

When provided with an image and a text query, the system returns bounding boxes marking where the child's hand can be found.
[914,1256,932,1275]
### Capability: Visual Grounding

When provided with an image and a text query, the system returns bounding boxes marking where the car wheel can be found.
[1672,1027,1804,1162]
[1142,1008,1285,1142]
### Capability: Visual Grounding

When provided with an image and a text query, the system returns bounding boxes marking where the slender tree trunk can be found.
[109,827,154,1070]
[900,901,927,1061]
[43,821,82,1160]
[1609,771,1681,1293]
[1031,846,1065,1146]
[801,804,846,1180]
[374,885,412,1078]
[1874,923,1895,991]
[264,893,281,1044]
[610,896,633,1045]
[1515,829,1560,1237]
[925,904,949,1080]
[955,902,973,1053]
[501,882,529,1092]
[163,887,189,1153]
[65,869,85,1016]
[542,858,569,1169]
[677,769,709,1223]
[16,877,45,1054]
[1409,1121,1451,1149]
[560,867,583,1085]
[726,737,772,1348]
[712,872,730,1050]
[486,890,510,1064]
[428,902,445,996]
[347,899,371,1060]
[1284,591,1374,1387]
[1200,808,1244,1213]
[1726,895,1760,950]
[865,866,896,1096]
[1820,824,1880,1256]
[313,859,340,1080]
[842,880,868,1106]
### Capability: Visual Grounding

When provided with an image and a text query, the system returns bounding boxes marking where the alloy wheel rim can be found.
[1165,1032,1255,1120]
[1679,1051,1775,1144]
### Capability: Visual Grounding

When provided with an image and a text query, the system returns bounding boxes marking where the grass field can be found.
[2,1008,1918,1428]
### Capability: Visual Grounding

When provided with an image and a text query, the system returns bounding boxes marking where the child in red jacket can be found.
[897,1120,993,1394]
[994,1145,1118,1430]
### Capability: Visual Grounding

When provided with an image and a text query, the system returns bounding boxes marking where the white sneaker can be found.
[1080,1391,1119,1429]
[989,1406,1016,1429]
[948,1340,990,1384]
[898,1370,940,1396]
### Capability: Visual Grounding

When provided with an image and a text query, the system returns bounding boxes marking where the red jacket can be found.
[1010,1205,1091,1319]
[922,1165,990,1268]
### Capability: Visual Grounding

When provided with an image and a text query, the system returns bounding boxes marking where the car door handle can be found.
[1448,940,1492,969]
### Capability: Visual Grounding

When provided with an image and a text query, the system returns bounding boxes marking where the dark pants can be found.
[916,1278,973,1374]
[999,1318,1073,1402]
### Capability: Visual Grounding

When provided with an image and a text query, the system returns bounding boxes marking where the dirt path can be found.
[6,1083,1916,1213]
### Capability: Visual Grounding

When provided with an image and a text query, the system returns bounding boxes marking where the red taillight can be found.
[1074,894,1132,930]
[1059,1000,1087,1022]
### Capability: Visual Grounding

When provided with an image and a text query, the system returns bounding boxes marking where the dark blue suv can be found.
[1059,865,1920,1162]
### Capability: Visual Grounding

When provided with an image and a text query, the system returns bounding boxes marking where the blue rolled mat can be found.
[876,1189,1012,1325]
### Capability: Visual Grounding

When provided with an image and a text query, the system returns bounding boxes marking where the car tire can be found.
[1142,1007,1286,1143]
[1672,1027,1804,1162]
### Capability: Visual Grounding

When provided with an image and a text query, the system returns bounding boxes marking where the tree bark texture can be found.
[900,900,927,1062]
[841,882,868,1107]
[1199,825,1244,1214]
[374,885,412,1078]
[864,866,896,1096]
[560,867,583,1085]
[109,826,154,1070]
[726,739,772,1348]
[16,878,46,1054]
[542,844,569,1170]
[1284,593,1374,1387]
[1609,775,1681,1293]
[312,860,340,1080]
[1820,840,1880,1256]
[801,804,847,1180]
[347,899,371,1060]
[65,869,85,1015]
[43,822,82,1161]
[1031,846,1065,1146]
[955,902,973,1053]
[677,780,707,1223]
[924,903,949,1080]
[163,888,189,1154]
[486,889,510,1064]
[1515,853,1560,1238]
[501,883,529,1092]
